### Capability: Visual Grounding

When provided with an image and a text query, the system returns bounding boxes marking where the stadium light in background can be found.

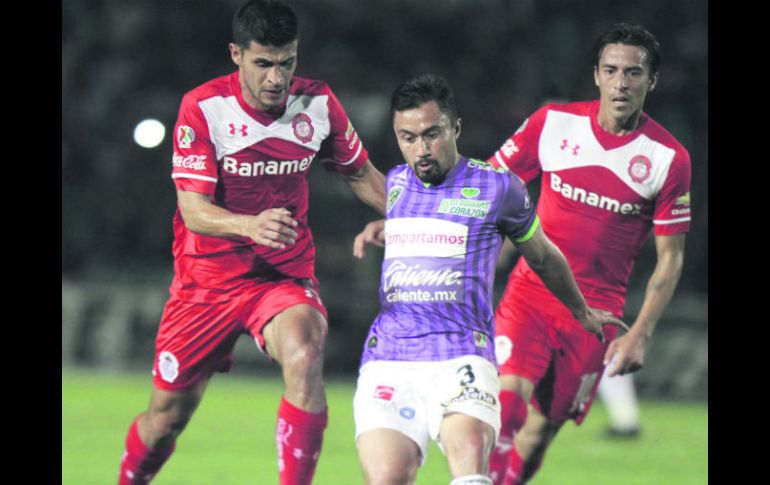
[133,119,166,149]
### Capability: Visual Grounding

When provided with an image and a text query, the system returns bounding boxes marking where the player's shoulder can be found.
[541,100,593,117]
[639,114,690,160]
[463,157,523,195]
[387,163,411,182]
[182,72,235,104]
[465,157,512,178]
[288,76,333,97]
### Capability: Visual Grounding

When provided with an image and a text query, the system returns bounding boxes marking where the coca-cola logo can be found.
[173,153,207,171]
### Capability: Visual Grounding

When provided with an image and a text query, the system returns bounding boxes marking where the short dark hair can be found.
[593,23,661,74]
[233,0,298,48]
[390,74,459,124]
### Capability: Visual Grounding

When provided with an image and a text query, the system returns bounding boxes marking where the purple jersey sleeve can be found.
[498,173,538,242]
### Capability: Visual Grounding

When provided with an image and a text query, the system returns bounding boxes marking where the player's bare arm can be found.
[342,160,387,216]
[604,233,685,376]
[352,218,385,259]
[176,189,298,249]
[514,225,628,341]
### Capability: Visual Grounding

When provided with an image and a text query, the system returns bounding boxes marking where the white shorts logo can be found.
[158,351,179,383]
[495,336,513,365]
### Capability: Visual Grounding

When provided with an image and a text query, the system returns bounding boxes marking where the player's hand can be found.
[243,208,298,249]
[576,307,629,344]
[353,219,386,259]
[603,331,648,377]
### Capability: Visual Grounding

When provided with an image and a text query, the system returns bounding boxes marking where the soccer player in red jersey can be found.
[117,2,386,484]
[487,24,691,485]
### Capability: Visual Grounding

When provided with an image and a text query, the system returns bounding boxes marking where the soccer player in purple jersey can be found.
[352,74,626,485]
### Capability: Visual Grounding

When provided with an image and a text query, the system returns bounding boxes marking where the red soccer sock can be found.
[502,446,544,485]
[489,390,528,485]
[118,417,176,485]
[276,397,328,485]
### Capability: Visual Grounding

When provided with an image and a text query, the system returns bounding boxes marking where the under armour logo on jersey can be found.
[560,139,580,155]
[228,123,248,137]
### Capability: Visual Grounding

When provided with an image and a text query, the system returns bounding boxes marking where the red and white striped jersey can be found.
[169,72,369,302]
[489,100,691,314]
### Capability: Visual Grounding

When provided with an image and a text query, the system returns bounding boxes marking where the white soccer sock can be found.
[598,367,640,430]
[450,474,493,485]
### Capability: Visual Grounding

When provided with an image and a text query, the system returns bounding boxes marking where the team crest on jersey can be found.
[628,155,652,183]
[177,125,195,149]
[461,187,480,198]
[387,186,405,213]
[473,331,488,348]
[291,113,314,143]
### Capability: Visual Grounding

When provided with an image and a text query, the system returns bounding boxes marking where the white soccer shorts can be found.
[353,355,501,464]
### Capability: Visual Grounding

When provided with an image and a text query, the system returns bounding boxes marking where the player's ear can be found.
[229,43,242,67]
[593,65,600,87]
[454,117,462,139]
[649,72,659,92]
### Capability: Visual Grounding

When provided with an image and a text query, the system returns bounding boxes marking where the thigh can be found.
[153,295,243,391]
[429,355,501,445]
[244,278,328,359]
[494,285,554,384]
[537,321,617,424]
[353,361,431,465]
[357,428,420,485]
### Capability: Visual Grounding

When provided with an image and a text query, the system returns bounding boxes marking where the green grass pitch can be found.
[62,368,707,485]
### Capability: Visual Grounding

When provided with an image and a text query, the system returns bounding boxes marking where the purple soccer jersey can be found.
[360,156,538,367]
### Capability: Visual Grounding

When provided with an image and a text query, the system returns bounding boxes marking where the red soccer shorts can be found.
[494,278,619,424]
[151,277,327,392]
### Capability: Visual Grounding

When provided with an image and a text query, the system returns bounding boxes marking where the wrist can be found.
[629,323,653,341]
[572,306,590,321]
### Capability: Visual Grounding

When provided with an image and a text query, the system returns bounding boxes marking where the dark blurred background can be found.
[62,0,707,399]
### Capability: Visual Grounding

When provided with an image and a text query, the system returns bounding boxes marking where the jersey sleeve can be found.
[317,87,369,175]
[653,146,692,236]
[498,173,539,242]
[170,93,218,195]
[487,106,549,184]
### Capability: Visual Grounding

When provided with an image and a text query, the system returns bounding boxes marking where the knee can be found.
[279,314,328,373]
[282,336,325,375]
[445,432,489,462]
[517,418,559,452]
[364,462,418,485]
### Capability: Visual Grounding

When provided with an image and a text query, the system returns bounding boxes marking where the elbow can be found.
[178,206,206,234]
[525,253,549,274]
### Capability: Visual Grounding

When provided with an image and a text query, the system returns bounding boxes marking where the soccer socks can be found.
[598,370,641,432]
[500,446,543,485]
[276,397,328,485]
[118,417,176,485]
[489,390,528,485]
[450,475,493,485]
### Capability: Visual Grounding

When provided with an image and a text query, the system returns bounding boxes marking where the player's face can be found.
[229,40,298,110]
[394,101,461,185]
[594,43,658,132]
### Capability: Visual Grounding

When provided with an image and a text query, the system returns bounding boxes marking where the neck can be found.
[596,106,642,136]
